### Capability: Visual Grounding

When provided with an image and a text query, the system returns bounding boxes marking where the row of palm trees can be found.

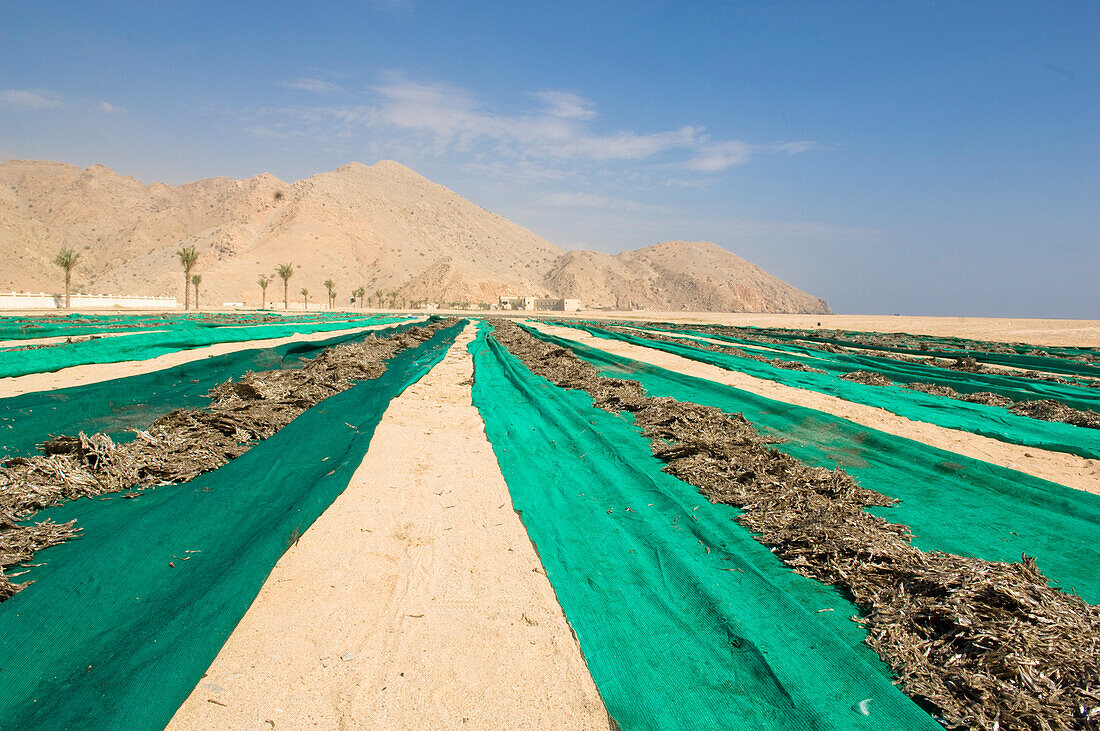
[255,266,407,310]
[177,246,201,310]
[51,246,207,309]
[50,245,409,311]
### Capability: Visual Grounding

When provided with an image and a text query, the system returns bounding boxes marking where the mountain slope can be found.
[544,241,829,312]
[0,159,830,313]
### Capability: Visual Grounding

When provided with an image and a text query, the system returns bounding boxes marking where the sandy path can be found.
[529,322,1100,495]
[169,324,609,730]
[0,318,425,399]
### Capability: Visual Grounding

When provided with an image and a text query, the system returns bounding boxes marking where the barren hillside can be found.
[544,241,830,312]
[0,159,829,313]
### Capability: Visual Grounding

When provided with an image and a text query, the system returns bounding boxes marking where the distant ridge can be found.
[0,159,830,313]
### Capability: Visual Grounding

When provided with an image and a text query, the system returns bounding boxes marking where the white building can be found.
[0,292,178,310]
[498,295,582,312]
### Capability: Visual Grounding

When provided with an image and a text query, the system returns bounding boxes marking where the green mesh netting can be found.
[550,322,1100,461]
[0,314,413,378]
[0,311,403,342]
[625,322,1100,408]
[470,322,940,730]
[523,325,1100,604]
[0,321,427,461]
[0,320,463,729]
[710,326,1100,380]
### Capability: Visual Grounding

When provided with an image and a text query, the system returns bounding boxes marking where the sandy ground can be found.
[520,312,1100,348]
[529,322,1100,496]
[169,324,608,730]
[0,319,424,399]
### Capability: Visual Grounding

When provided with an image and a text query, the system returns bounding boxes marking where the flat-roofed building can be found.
[500,295,583,311]
[498,295,537,310]
[534,297,582,312]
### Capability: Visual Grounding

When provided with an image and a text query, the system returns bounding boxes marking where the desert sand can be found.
[528,322,1100,495]
[556,312,1100,348]
[169,325,609,729]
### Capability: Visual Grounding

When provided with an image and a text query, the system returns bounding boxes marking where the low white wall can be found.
[0,292,179,310]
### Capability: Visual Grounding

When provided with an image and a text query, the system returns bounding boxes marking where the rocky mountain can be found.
[0,159,830,313]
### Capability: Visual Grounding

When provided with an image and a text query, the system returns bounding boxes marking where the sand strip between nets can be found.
[0,318,425,398]
[528,322,1100,495]
[168,324,609,730]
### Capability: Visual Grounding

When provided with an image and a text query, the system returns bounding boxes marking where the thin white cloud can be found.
[775,140,816,154]
[531,90,597,120]
[540,191,671,213]
[252,75,817,181]
[683,139,816,172]
[281,77,344,94]
[98,101,124,113]
[1,89,62,110]
[683,140,754,172]
[272,77,721,165]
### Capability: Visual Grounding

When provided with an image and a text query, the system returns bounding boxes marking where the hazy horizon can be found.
[2,1,1097,318]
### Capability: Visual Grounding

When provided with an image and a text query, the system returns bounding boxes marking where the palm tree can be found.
[276,263,294,310]
[176,246,198,310]
[353,286,366,309]
[299,287,309,310]
[257,275,271,309]
[191,273,202,310]
[52,248,80,309]
[387,289,397,308]
[374,289,384,310]
[323,279,336,309]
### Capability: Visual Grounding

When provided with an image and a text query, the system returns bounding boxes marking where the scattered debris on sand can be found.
[591,322,1100,432]
[601,323,827,373]
[5,335,102,351]
[490,319,1100,730]
[605,320,1100,387]
[0,320,455,599]
[840,370,895,386]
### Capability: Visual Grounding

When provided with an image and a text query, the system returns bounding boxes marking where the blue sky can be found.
[2,1,1097,316]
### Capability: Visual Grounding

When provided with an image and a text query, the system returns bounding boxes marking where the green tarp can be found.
[712,326,1100,380]
[524,325,1100,604]
[470,322,941,730]
[0,320,463,729]
[0,311,403,342]
[0,327,403,460]
[628,322,1100,409]
[0,314,412,378]
[552,322,1100,461]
